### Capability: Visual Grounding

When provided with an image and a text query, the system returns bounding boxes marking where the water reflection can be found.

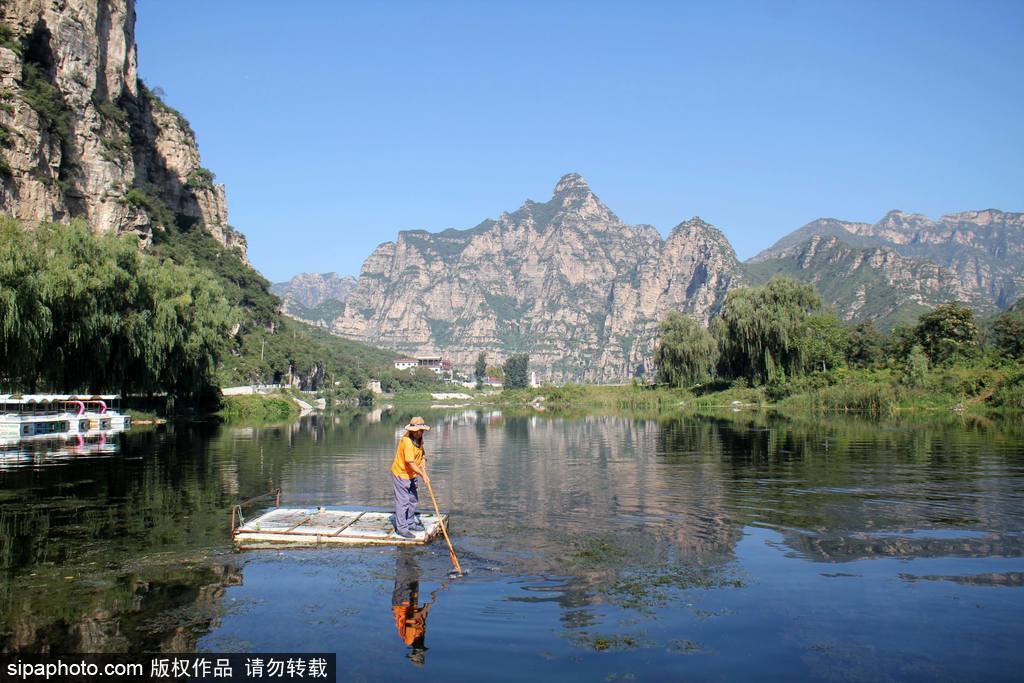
[0,432,122,470]
[390,551,433,666]
[0,409,1021,678]
[1,562,241,653]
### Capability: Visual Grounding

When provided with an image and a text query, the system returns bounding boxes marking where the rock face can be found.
[271,272,357,309]
[333,174,743,381]
[752,209,1024,314]
[271,272,357,323]
[0,0,245,257]
[744,234,986,328]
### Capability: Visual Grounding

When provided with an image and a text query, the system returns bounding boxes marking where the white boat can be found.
[0,395,77,438]
[67,396,131,431]
[0,394,131,439]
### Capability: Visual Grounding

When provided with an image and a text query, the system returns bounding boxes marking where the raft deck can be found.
[233,506,448,548]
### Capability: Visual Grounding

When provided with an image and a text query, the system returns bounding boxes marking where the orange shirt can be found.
[392,602,427,645]
[390,435,425,479]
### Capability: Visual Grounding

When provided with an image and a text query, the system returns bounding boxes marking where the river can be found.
[1,408,1022,681]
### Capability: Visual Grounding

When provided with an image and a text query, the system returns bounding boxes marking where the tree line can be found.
[0,218,232,402]
[655,277,1024,396]
[473,351,530,390]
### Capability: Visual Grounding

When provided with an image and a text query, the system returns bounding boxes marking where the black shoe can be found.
[396,529,416,539]
[409,522,425,531]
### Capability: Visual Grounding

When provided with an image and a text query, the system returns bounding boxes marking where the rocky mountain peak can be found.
[272,271,357,319]
[942,209,1023,227]
[329,175,743,381]
[671,216,716,238]
[746,205,1024,320]
[553,172,590,194]
[546,172,616,224]
[874,210,935,232]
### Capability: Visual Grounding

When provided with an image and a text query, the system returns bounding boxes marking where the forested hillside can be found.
[0,3,395,405]
[0,216,395,405]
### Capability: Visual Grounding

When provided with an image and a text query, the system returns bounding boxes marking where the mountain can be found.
[309,185,1020,373]
[0,1,393,395]
[751,210,1024,322]
[0,1,244,256]
[271,272,357,324]
[744,234,985,328]
[331,173,743,382]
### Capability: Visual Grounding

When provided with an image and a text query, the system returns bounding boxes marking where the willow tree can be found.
[654,311,717,387]
[0,218,234,401]
[713,277,822,384]
[141,257,234,399]
[0,217,51,390]
[31,221,147,393]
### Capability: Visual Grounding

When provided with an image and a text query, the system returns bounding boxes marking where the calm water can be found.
[1,409,1023,681]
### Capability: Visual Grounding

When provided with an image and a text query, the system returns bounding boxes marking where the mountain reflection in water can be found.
[0,410,1021,679]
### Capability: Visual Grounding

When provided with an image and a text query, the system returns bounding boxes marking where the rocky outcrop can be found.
[744,234,986,327]
[0,0,244,257]
[333,174,743,381]
[271,272,357,309]
[753,209,1024,310]
[325,180,1019,372]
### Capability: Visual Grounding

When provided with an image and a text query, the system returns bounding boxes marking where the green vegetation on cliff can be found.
[148,218,395,397]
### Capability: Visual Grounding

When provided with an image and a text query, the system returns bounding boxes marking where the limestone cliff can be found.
[333,174,744,381]
[744,234,986,328]
[271,272,357,323]
[0,0,245,257]
[753,209,1024,311]
[271,272,357,308]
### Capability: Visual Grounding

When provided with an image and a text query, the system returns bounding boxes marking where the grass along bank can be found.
[218,393,301,423]
[428,360,1023,419]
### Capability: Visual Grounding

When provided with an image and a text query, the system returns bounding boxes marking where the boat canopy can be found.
[0,394,120,404]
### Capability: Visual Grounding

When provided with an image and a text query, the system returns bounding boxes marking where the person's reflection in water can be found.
[391,550,433,666]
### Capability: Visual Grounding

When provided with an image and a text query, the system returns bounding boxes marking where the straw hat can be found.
[403,416,431,432]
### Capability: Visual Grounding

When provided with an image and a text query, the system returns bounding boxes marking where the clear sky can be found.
[135,0,1023,282]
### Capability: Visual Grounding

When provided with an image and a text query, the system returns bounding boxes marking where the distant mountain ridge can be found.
[750,208,1024,325]
[276,174,1020,376]
[272,272,357,323]
[331,174,743,382]
[744,234,986,328]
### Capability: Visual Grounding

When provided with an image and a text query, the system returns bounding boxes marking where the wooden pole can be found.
[424,477,463,576]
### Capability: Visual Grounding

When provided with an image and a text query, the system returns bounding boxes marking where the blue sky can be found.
[136,0,1023,282]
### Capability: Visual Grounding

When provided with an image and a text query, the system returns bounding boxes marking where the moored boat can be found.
[0,396,75,438]
[0,394,131,439]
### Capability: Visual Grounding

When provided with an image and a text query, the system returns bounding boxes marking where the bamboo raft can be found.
[232,505,448,548]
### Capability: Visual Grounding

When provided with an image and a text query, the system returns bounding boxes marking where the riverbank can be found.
[217,393,301,422]
[391,362,1023,418]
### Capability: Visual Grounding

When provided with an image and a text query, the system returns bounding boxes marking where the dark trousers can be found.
[392,473,419,532]
[392,551,420,606]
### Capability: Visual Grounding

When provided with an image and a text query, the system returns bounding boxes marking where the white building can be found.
[394,356,453,378]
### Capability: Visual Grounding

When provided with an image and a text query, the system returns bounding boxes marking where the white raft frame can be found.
[232,502,448,549]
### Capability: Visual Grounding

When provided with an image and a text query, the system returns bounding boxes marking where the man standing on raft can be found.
[391,416,431,539]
